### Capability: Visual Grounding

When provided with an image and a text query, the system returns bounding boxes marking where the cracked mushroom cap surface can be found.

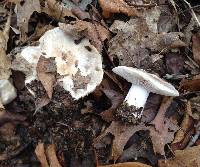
[112,66,179,96]
[12,27,103,100]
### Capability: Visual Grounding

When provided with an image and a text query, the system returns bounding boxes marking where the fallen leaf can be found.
[0,144,28,161]
[99,162,151,167]
[0,14,11,80]
[158,145,200,167]
[109,7,185,69]
[141,94,162,123]
[172,101,194,148]
[36,56,56,99]
[0,122,15,141]
[0,109,26,126]
[98,0,139,18]
[15,0,41,34]
[42,0,92,21]
[59,20,110,52]
[30,23,54,41]
[46,144,61,167]
[95,121,147,161]
[35,143,49,167]
[118,131,157,165]
[71,7,90,20]
[100,89,124,122]
[180,77,200,92]
[165,53,185,74]
[151,97,173,132]
[192,32,200,65]
[149,118,179,155]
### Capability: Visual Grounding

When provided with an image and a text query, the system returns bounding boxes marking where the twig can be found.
[182,0,200,27]
[187,122,200,147]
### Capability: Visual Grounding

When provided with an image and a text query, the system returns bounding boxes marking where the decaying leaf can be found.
[158,145,200,167]
[165,53,185,74]
[98,0,139,18]
[95,121,147,161]
[0,108,26,126]
[172,101,194,150]
[59,20,110,52]
[46,144,62,167]
[15,0,41,33]
[149,118,179,155]
[180,77,200,92]
[42,0,92,21]
[100,89,124,122]
[109,7,185,69]
[0,14,11,80]
[192,32,200,65]
[99,162,151,167]
[35,143,49,167]
[35,143,61,167]
[36,56,56,99]
[151,97,173,132]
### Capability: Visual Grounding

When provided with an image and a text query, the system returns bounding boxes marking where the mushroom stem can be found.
[125,85,149,109]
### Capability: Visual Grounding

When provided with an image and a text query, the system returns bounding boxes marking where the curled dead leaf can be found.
[36,56,56,99]
[192,32,200,65]
[15,0,41,39]
[46,144,61,167]
[158,145,200,167]
[95,121,147,161]
[59,20,110,52]
[99,162,151,167]
[98,0,139,18]
[35,143,49,167]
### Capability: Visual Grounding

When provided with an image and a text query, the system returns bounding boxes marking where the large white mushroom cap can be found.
[12,27,103,100]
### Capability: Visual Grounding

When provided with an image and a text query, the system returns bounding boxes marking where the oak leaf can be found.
[98,0,139,18]
[158,145,200,167]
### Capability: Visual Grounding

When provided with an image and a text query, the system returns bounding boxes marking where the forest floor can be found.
[0,0,200,167]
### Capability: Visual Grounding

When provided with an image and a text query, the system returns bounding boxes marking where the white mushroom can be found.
[12,27,103,100]
[0,80,17,105]
[112,66,179,122]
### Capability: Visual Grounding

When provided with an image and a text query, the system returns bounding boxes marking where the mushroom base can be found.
[115,102,143,124]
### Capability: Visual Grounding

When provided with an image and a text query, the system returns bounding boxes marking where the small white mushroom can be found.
[112,66,179,122]
[0,80,17,105]
[12,27,103,100]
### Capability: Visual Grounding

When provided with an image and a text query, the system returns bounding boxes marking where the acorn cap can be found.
[112,66,179,96]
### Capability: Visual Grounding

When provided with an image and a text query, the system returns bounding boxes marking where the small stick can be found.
[182,0,200,27]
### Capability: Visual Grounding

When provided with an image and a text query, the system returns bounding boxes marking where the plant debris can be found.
[1,0,200,166]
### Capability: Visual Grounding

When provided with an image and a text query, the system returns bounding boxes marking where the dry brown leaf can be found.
[0,14,11,80]
[42,0,92,20]
[180,78,200,92]
[98,0,139,18]
[192,32,200,65]
[59,20,110,52]
[100,89,124,122]
[149,118,179,155]
[30,23,54,41]
[173,101,193,144]
[0,109,26,126]
[158,145,200,167]
[151,97,173,132]
[36,56,56,99]
[95,121,147,161]
[16,0,41,34]
[109,7,185,69]
[42,0,74,21]
[46,144,61,167]
[99,162,151,167]
[35,143,49,167]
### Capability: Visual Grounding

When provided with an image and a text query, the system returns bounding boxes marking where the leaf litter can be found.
[0,0,200,167]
